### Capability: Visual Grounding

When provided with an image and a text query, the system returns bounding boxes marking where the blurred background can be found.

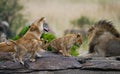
[0,0,120,55]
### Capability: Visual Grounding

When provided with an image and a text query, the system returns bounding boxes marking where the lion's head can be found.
[75,34,82,46]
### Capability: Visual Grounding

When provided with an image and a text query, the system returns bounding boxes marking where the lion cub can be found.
[49,34,82,56]
[0,17,48,65]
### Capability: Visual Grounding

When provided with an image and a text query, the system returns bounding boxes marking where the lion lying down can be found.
[87,20,120,57]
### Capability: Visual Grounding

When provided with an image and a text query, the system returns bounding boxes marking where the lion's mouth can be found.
[44,27,49,32]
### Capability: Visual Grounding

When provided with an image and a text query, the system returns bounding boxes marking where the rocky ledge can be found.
[0,52,120,74]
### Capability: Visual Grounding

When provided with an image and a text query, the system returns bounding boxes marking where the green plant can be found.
[41,33,56,43]
[70,44,79,56]
[41,33,56,51]
[12,26,29,40]
[71,16,94,27]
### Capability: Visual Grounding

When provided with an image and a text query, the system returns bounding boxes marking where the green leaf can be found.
[11,26,29,40]
[70,45,79,56]
[18,26,29,37]
[41,33,56,43]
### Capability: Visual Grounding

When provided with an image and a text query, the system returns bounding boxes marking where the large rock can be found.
[0,61,24,70]
[0,51,120,73]
[81,57,120,70]
[24,52,81,70]
[0,52,13,61]
[0,52,82,73]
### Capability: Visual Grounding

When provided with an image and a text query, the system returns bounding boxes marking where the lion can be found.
[94,20,120,37]
[48,34,82,56]
[87,20,120,57]
[0,17,49,65]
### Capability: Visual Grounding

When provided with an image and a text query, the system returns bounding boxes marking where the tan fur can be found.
[49,34,82,56]
[0,41,16,52]
[38,39,48,50]
[0,17,48,64]
[87,20,120,57]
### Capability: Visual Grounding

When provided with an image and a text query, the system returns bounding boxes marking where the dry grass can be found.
[20,0,120,36]
[19,0,120,55]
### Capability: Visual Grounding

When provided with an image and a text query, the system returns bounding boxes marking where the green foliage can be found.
[18,26,29,37]
[70,44,79,56]
[12,26,29,40]
[41,33,56,51]
[0,0,27,34]
[12,35,20,40]
[71,16,94,27]
[41,33,56,43]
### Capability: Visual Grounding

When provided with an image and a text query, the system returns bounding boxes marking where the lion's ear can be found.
[30,24,36,31]
[88,26,95,32]
[37,17,46,24]
[77,33,81,38]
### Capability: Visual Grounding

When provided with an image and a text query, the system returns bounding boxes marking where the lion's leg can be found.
[11,52,17,62]
[18,55,24,65]
[12,45,18,62]
[17,44,27,65]
[61,47,71,57]
[30,51,36,62]
[35,51,42,58]
[17,51,24,65]
[88,43,95,53]
[35,45,42,58]
[30,40,39,61]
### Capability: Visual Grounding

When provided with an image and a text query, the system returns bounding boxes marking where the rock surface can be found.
[24,52,81,70]
[0,52,81,73]
[0,52,13,61]
[0,52,120,73]
[82,57,120,70]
